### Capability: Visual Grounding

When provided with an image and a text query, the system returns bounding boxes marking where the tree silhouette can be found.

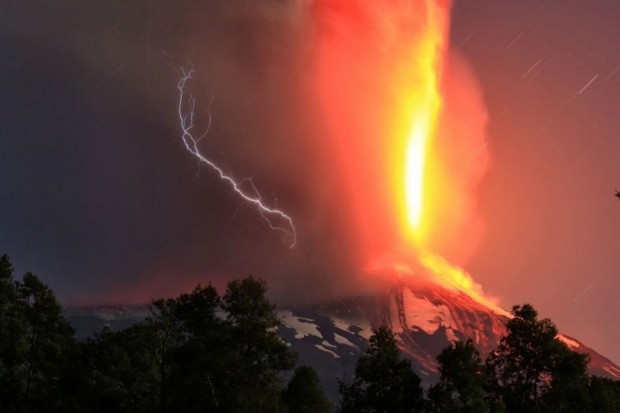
[283,365,334,413]
[588,376,620,413]
[18,272,78,410]
[485,304,590,413]
[80,277,295,412]
[339,326,424,413]
[0,255,81,412]
[6,252,620,412]
[0,254,27,412]
[154,284,225,412]
[429,339,488,413]
[220,276,295,413]
[81,324,160,412]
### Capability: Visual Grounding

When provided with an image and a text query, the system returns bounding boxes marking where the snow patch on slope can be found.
[334,333,357,348]
[315,343,340,358]
[331,316,373,340]
[280,311,322,340]
[603,365,620,378]
[401,289,457,335]
[558,334,580,349]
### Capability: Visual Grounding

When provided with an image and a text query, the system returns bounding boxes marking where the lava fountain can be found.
[313,0,499,310]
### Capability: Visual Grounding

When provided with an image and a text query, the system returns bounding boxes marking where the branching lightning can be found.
[177,69,297,248]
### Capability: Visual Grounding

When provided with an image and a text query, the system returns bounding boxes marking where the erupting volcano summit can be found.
[314,0,493,307]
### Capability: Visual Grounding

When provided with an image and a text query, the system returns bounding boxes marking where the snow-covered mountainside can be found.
[65,279,620,401]
[278,280,620,399]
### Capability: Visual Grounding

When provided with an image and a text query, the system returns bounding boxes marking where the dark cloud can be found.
[0,0,365,306]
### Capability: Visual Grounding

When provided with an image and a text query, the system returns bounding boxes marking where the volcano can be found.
[65,276,620,401]
[277,277,620,400]
[295,1,620,400]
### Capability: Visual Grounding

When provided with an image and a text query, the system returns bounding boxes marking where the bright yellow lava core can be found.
[403,7,444,245]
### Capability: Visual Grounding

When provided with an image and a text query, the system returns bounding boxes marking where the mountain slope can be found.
[65,279,620,401]
[278,279,620,399]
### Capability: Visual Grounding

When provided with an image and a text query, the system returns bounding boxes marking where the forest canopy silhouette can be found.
[1,254,620,413]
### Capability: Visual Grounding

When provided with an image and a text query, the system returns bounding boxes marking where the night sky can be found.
[2,1,620,363]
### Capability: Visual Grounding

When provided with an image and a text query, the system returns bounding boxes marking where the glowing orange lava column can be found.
[313,0,451,261]
[313,0,499,310]
[401,3,448,246]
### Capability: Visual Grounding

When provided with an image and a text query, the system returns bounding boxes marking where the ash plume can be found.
[1,0,489,307]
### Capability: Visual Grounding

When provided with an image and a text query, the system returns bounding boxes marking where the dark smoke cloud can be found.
[0,0,370,305]
[0,0,489,309]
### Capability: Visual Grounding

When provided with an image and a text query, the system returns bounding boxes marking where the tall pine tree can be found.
[339,326,424,413]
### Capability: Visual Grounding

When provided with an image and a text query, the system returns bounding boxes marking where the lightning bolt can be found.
[177,69,297,248]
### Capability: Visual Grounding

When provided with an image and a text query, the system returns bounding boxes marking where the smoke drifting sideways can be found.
[1,0,488,306]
